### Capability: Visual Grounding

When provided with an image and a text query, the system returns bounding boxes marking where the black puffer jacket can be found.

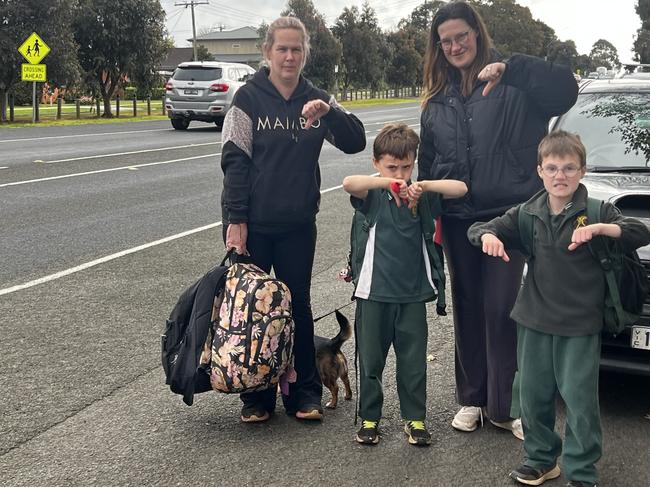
[418,53,578,219]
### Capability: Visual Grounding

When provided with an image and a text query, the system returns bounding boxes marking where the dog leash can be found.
[312,300,355,323]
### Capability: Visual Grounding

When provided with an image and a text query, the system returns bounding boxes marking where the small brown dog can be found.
[314,310,353,409]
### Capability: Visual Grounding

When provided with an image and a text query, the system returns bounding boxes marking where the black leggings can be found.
[442,216,525,422]
[229,222,322,413]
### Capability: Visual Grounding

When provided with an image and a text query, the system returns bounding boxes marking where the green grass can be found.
[340,97,419,108]
[0,96,419,129]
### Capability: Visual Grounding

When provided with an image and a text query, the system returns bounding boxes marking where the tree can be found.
[574,54,594,77]
[536,21,558,58]
[634,0,650,63]
[73,0,169,117]
[196,44,213,61]
[332,2,387,93]
[589,39,620,69]
[385,30,421,90]
[281,0,341,91]
[546,40,578,70]
[470,0,545,58]
[0,0,80,121]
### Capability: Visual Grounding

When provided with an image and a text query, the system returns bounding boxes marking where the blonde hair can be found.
[421,1,493,105]
[538,130,587,168]
[373,123,420,161]
[263,17,311,69]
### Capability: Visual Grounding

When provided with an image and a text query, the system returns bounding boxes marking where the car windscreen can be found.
[172,67,222,81]
[555,92,650,169]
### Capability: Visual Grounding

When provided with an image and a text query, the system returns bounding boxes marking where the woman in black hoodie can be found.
[220,16,366,422]
[418,1,577,439]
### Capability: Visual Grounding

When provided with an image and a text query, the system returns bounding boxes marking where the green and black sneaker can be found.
[404,420,432,446]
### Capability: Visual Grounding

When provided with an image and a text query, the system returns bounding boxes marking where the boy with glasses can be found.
[467,130,650,487]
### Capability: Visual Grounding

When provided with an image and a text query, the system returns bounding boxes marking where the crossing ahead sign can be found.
[18,32,50,65]
[21,64,46,82]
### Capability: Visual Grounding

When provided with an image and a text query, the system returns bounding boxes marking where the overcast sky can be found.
[162,0,642,63]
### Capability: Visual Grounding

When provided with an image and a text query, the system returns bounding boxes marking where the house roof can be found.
[193,26,259,41]
[213,53,263,65]
[159,47,195,71]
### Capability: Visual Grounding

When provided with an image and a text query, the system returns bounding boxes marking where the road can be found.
[1,104,649,487]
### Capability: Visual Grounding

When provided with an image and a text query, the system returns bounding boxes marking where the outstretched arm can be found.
[418,179,468,199]
[343,175,406,206]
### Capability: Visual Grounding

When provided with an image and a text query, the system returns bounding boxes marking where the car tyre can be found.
[215,119,224,131]
[171,119,190,130]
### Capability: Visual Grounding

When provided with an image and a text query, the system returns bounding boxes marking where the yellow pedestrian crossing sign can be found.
[18,32,50,65]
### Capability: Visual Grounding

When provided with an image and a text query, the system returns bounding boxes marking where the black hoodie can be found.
[220,67,366,231]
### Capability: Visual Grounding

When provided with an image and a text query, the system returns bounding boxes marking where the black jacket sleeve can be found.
[501,53,578,119]
[417,109,435,181]
[323,97,366,154]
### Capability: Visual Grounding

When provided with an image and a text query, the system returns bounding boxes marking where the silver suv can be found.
[550,78,650,375]
[164,61,256,130]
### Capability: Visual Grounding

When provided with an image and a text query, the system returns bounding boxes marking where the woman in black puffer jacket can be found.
[418,1,577,438]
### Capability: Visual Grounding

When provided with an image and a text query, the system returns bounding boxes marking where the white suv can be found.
[164,61,255,130]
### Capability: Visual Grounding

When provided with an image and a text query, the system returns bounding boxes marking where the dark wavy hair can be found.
[422,1,493,104]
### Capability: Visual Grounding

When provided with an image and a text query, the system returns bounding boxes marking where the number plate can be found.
[631,326,650,350]
[184,89,198,95]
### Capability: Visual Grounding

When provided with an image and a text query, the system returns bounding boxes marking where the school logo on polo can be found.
[257,115,321,131]
[575,214,588,228]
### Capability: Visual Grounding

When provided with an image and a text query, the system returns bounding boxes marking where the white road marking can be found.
[41,141,220,163]
[0,180,367,296]
[0,153,218,188]
[0,167,8,170]
[363,117,419,126]
[0,128,172,144]
[0,223,222,296]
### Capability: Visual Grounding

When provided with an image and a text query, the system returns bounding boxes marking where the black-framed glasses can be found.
[540,165,582,177]
[437,31,471,51]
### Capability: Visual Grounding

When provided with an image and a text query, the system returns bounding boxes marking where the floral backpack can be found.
[200,259,296,394]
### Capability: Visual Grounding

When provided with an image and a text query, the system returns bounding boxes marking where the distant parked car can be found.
[164,61,256,130]
[550,78,650,375]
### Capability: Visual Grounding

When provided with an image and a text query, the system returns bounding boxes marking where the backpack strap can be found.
[586,197,627,330]
[517,206,535,258]
[419,194,446,312]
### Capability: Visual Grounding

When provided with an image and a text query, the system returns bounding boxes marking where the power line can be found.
[175,1,209,60]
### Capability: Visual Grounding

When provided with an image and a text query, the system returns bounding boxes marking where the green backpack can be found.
[518,197,648,335]
[348,191,447,316]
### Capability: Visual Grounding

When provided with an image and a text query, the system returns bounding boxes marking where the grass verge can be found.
[0,97,418,129]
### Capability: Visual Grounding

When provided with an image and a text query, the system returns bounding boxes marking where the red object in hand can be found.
[390,181,409,205]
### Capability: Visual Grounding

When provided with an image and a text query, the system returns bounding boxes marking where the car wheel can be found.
[171,119,189,130]
[214,120,224,131]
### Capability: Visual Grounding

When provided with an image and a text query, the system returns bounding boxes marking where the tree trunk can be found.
[99,72,117,118]
[0,89,7,123]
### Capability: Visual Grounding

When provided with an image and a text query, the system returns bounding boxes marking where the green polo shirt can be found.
[351,189,442,303]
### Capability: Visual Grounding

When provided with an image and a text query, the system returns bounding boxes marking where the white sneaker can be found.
[452,406,483,432]
[490,418,524,441]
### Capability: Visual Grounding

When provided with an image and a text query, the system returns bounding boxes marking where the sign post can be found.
[18,32,50,123]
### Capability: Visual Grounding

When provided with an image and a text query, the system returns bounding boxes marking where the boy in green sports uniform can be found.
[342,123,467,446]
[467,130,650,486]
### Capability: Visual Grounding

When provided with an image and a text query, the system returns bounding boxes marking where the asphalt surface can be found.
[1,104,649,487]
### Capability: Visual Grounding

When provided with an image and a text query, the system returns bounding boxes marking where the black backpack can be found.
[518,197,648,335]
[162,263,229,405]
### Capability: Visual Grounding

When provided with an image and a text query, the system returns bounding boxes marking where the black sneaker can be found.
[240,404,270,423]
[566,482,597,487]
[509,463,561,485]
[356,420,380,444]
[404,421,432,446]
